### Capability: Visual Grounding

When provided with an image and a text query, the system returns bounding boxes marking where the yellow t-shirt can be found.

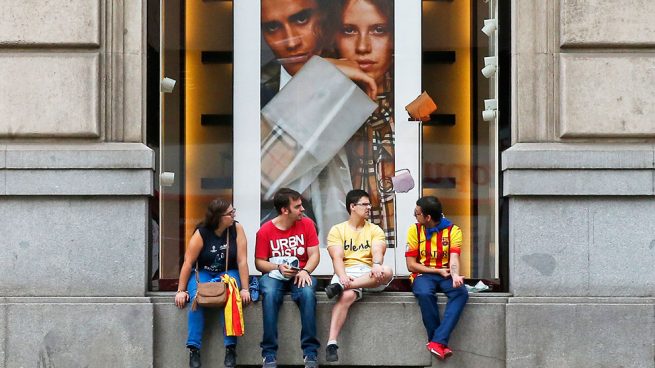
[327,221,386,267]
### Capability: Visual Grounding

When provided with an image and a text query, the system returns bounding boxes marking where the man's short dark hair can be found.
[416,196,443,221]
[345,189,369,214]
[273,188,302,214]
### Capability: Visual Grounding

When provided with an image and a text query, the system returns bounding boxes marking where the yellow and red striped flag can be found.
[222,274,244,336]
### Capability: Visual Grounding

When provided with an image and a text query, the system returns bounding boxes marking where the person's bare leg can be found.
[345,266,393,289]
[328,290,358,341]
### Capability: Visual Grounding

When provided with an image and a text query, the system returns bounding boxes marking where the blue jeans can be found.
[186,268,241,349]
[259,273,319,358]
[412,273,469,345]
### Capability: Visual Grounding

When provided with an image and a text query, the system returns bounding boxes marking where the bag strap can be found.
[225,227,231,271]
[195,227,231,283]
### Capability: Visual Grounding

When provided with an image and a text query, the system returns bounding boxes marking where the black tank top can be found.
[196,224,238,273]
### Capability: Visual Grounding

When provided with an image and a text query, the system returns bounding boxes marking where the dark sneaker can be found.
[304,354,319,368]
[426,341,452,360]
[262,355,277,368]
[325,343,339,362]
[224,345,237,368]
[325,283,344,299]
[189,348,201,368]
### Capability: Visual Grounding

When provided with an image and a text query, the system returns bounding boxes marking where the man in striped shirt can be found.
[405,196,469,360]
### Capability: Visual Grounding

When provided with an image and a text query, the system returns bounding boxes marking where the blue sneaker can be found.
[249,276,260,302]
[304,354,319,368]
[262,355,276,368]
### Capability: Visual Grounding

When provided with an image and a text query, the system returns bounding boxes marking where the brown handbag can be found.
[191,228,231,311]
[405,91,438,122]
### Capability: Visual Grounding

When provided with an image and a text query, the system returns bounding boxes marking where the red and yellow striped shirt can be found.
[405,223,462,270]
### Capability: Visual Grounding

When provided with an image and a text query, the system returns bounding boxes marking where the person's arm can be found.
[450,253,465,288]
[406,256,450,277]
[254,257,298,277]
[327,244,352,288]
[175,230,204,308]
[449,226,464,287]
[370,238,387,282]
[294,245,319,287]
[254,258,274,273]
[235,223,251,304]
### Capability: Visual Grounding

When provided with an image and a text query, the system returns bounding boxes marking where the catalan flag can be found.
[221,274,244,336]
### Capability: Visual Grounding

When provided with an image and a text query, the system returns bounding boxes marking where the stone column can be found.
[506,1,655,367]
[0,1,154,367]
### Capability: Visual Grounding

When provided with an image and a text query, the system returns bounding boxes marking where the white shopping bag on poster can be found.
[261,56,377,199]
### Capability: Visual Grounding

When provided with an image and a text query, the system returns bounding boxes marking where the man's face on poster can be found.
[261,0,320,76]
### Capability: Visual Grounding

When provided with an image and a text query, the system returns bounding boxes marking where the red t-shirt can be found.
[255,217,319,268]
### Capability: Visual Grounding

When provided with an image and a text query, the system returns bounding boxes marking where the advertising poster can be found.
[258,0,396,248]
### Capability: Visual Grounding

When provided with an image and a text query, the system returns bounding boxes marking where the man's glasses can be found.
[223,208,237,216]
[355,202,372,207]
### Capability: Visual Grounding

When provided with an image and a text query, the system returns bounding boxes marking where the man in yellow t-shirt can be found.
[323,189,393,362]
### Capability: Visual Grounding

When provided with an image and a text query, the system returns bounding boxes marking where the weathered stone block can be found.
[4,143,154,169]
[123,53,146,142]
[0,198,148,296]
[0,53,100,138]
[515,53,555,142]
[510,198,590,296]
[5,169,152,195]
[514,0,552,55]
[3,298,153,368]
[504,169,653,196]
[507,299,655,368]
[560,54,655,137]
[509,197,655,297]
[561,0,655,47]
[0,0,100,46]
[0,300,6,368]
[152,293,508,367]
[431,296,507,368]
[153,294,430,366]
[588,200,655,296]
[502,143,655,170]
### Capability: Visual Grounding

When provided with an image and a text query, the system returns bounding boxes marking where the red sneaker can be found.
[426,341,452,360]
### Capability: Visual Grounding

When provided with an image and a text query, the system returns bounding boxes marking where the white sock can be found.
[328,340,338,346]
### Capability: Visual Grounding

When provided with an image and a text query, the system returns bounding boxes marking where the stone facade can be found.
[0,1,653,367]
[0,1,152,367]
[506,0,655,367]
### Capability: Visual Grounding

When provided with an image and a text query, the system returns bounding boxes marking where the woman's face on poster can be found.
[337,0,393,87]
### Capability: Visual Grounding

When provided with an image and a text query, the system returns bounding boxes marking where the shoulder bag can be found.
[191,228,230,310]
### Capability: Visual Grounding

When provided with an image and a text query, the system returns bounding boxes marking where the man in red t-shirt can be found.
[255,188,320,368]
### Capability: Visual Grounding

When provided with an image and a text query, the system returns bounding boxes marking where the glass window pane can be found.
[422,0,498,281]
[152,0,234,290]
